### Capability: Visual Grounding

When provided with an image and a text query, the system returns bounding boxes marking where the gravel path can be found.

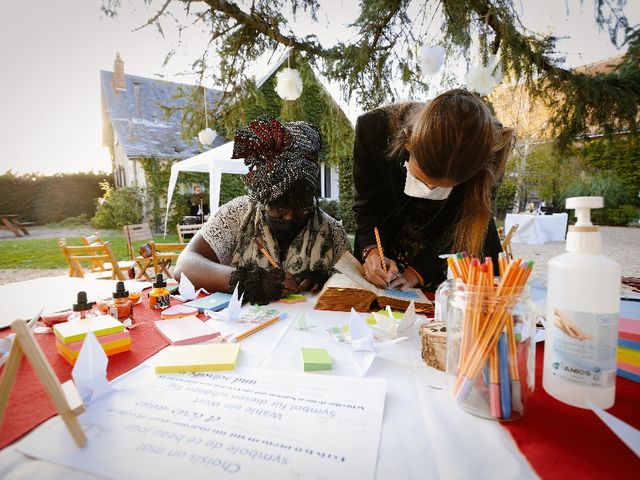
[1,226,638,285]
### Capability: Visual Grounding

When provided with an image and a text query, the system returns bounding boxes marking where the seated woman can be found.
[174,115,350,305]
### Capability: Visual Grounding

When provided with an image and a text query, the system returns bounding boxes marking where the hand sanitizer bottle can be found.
[542,196,620,408]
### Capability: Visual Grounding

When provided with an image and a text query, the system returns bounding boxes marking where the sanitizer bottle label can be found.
[549,308,618,387]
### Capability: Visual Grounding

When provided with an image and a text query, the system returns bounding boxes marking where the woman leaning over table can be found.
[175,115,350,305]
[354,88,515,292]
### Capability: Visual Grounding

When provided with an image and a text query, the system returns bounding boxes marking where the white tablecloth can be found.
[505,213,568,245]
[0,277,536,479]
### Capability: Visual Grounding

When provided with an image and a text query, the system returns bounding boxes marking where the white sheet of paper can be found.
[71,330,113,404]
[207,284,243,322]
[17,367,386,480]
[588,400,640,457]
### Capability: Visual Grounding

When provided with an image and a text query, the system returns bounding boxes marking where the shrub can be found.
[318,199,341,220]
[606,205,639,226]
[91,182,144,229]
[45,214,90,228]
[561,172,637,225]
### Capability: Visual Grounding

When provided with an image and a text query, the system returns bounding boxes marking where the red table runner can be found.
[0,297,173,449]
[503,343,640,478]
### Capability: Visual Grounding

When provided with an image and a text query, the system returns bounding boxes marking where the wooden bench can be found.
[0,214,33,237]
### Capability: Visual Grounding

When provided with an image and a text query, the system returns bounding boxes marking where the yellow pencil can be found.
[253,238,279,269]
[230,314,280,343]
[373,227,387,274]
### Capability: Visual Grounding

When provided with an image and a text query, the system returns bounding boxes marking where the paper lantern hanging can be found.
[465,55,503,96]
[198,85,217,146]
[275,67,303,101]
[198,127,217,146]
[419,45,445,75]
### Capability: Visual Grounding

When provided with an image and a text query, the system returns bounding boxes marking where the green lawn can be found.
[0,233,180,269]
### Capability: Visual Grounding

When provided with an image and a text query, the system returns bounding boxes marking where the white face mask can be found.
[403,162,452,200]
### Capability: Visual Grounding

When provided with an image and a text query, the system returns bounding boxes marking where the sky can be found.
[0,0,637,176]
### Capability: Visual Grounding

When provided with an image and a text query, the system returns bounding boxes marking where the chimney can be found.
[113,53,126,92]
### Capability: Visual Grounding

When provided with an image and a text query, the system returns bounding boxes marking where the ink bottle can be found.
[105,281,133,320]
[68,291,97,322]
[149,273,171,309]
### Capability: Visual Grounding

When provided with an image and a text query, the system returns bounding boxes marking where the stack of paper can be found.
[155,343,240,373]
[154,316,221,345]
[53,315,131,365]
[301,347,332,371]
[618,317,640,383]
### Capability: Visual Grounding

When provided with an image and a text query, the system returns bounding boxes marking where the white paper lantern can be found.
[275,67,303,101]
[465,56,503,96]
[198,127,217,146]
[419,45,445,75]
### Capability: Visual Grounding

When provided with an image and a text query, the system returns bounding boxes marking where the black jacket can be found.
[352,107,502,291]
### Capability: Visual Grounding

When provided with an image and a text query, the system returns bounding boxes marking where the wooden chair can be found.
[177,223,204,243]
[122,223,161,281]
[58,238,126,280]
[149,241,186,278]
[501,224,519,260]
[81,232,135,275]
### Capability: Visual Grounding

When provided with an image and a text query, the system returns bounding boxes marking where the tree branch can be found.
[133,0,173,32]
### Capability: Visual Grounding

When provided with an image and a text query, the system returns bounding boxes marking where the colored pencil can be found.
[253,238,279,269]
[373,227,387,274]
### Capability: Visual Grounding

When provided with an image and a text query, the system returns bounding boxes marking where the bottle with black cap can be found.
[106,281,133,320]
[68,291,97,321]
[150,273,171,309]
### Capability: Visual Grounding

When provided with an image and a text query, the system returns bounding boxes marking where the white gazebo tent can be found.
[163,141,248,235]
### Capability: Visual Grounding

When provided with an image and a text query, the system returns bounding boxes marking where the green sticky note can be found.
[301,347,332,372]
[365,309,403,325]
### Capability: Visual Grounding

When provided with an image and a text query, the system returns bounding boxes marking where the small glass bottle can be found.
[149,273,171,309]
[434,278,454,322]
[68,291,98,321]
[105,281,133,320]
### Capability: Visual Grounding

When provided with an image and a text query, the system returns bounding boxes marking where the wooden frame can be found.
[501,224,519,260]
[0,318,86,447]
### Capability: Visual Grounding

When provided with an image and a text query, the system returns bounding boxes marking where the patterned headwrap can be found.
[231,115,322,204]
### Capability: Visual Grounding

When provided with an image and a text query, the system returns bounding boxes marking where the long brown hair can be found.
[391,89,514,255]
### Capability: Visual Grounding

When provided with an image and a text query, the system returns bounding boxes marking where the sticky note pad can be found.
[155,343,240,373]
[154,316,221,345]
[278,294,307,304]
[184,292,233,312]
[53,315,124,344]
[301,347,332,372]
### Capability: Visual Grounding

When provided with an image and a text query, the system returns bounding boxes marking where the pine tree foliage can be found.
[103,0,639,147]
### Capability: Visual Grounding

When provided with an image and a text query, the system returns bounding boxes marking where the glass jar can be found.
[445,280,536,421]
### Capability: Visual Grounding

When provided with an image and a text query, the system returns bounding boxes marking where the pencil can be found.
[229,314,280,343]
[373,227,387,274]
[253,238,279,269]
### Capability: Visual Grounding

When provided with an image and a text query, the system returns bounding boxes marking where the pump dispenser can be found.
[543,196,620,409]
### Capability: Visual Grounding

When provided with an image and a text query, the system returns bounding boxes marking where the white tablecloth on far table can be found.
[505,213,568,245]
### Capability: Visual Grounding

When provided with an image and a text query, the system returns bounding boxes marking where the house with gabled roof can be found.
[100,53,226,190]
[100,52,344,203]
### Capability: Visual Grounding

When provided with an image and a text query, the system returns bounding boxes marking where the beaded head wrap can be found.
[231,115,322,204]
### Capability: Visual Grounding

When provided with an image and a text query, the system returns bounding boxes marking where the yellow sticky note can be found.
[155,343,241,374]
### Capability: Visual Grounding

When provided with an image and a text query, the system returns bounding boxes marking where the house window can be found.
[323,162,332,198]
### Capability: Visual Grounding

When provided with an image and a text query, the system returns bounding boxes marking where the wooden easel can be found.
[0,319,87,447]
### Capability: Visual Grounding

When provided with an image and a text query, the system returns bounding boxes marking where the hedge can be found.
[0,171,112,225]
